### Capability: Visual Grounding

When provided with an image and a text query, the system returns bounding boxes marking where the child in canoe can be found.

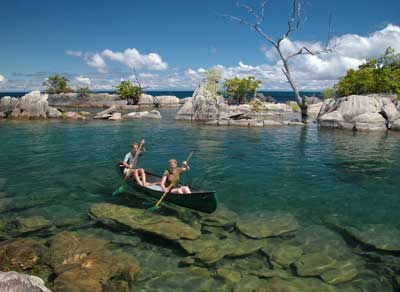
[161,158,191,194]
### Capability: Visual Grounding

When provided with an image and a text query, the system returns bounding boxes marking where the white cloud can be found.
[101,48,168,70]
[84,53,107,73]
[75,76,91,85]
[66,50,82,57]
[259,24,400,88]
[0,74,6,82]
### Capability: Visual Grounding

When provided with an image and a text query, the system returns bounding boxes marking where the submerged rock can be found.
[142,266,227,292]
[0,271,50,292]
[236,211,299,239]
[199,206,238,227]
[178,232,263,265]
[45,231,140,292]
[5,216,52,236]
[89,203,201,241]
[0,238,44,271]
[329,223,400,252]
[294,252,337,276]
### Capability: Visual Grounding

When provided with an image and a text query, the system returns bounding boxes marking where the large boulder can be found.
[0,271,50,292]
[155,95,180,107]
[94,105,117,119]
[14,91,48,118]
[175,100,194,121]
[176,78,227,121]
[307,102,323,116]
[0,91,61,119]
[138,93,155,106]
[318,95,400,131]
[0,96,19,112]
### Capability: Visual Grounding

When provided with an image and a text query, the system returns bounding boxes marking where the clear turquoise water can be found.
[1,109,400,227]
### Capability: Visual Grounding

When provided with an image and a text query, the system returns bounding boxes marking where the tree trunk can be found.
[279,53,308,122]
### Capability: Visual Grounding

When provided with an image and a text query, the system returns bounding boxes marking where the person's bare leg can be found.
[182,186,191,194]
[140,169,147,186]
[171,188,183,194]
[133,169,143,186]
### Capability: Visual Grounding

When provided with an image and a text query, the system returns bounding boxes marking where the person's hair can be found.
[168,159,177,165]
[131,143,138,148]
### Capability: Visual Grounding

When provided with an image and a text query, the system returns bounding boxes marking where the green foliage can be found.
[116,80,142,105]
[321,88,337,100]
[335,47,400,97]
[76,86,90,98]
[204,69,221,101]
[43,75,73,94]
[249,98,263,113]
[223,76,262,104]
[289,102,300,112]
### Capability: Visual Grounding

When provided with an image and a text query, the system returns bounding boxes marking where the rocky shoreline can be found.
[1,83,400,131]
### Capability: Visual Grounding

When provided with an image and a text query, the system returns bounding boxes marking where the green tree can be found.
[204,69,221,100]
[76,86,90,98]
[335,47,400,97]
[116,80,142,105]
[321,88,337,99]
[43,75,73,94]
[223,76,262,104]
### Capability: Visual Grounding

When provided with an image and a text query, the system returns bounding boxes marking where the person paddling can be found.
[122,140,147,186]
[161,159,191,194]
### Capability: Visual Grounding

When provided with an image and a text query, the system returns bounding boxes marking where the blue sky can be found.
[1,0,400,91]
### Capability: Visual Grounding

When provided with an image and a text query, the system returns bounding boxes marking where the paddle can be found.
[112,139,145,196]
[146,151,193,212]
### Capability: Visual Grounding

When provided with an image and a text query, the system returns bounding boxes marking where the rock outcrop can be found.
[318,95,400,131]
[48,92,126,108]
[0,91,61,119]
[124,110,162,119]
[176,78,227,121]
[0,271,50,292]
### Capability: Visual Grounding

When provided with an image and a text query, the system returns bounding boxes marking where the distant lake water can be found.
[0,90,322,103]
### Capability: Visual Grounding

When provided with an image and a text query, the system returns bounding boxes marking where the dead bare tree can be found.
[223,0,334,120]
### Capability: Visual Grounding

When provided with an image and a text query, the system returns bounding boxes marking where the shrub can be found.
[223,76,262,104]
[335,47,400,97]
[116,80,142,105]
[43,75,73,94]
[321,88,337,100]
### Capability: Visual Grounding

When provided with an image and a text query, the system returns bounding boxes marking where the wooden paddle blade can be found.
[112,185,124,196]
[145,205,159,213]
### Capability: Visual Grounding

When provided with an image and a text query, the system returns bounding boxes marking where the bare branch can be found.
[131,66,142,89]
[278,0,302,45]
[221,13,253,27]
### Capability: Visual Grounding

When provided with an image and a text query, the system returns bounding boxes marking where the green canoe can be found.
[117,166,218,213]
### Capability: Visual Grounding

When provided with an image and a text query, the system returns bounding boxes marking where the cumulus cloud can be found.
[260,24,400,88]
[84,53,107,73]
[75,76,91,85]
[66,50,82,57]
[0,74,6,82]
[101,48,168,70]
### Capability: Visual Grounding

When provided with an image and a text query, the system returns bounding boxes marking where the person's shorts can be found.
[123,168,137,176]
